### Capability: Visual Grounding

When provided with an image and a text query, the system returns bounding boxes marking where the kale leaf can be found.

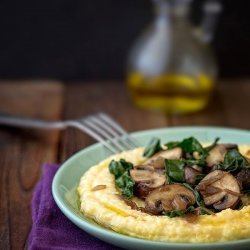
[216,149,250,172]
[163,206,195,218]
[178,137,204,154]
[165,137,220,162]
[182,183,204,207]
[204,137,220,152]
[143,137,162,157]
[195,174,206,184]
[165,141,180,149]
[165,159,185,183]
[109,159,135,198]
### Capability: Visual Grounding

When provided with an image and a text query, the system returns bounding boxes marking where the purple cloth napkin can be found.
[28,164,123,250]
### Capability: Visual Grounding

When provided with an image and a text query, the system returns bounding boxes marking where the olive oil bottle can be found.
[127,73,215,113]
[126,0,221,114]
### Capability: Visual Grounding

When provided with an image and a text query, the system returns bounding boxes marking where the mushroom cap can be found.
[196,170,241,210]
[131,165,167,199]
[144,148,183,169]
[145,184,196,215]
[130,169,166,188]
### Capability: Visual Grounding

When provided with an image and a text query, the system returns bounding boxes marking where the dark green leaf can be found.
[195,174,206,184]
[109,159,135,198]
[165,141,180,149]
[165,159,185,182]
[216,149,250,172]
[178,137,204,154]
[143,137,162,157]
[183,183,205,207]
[109,160,125,178]
[109,159,133,178]
[205,137,220,152]
[163,206,195,218]
[119,158,134,171]
[183,183,215,215]
[165,137,220,162]
[177,137,222,164]
[116,174,135,198]
[183,158,206,167]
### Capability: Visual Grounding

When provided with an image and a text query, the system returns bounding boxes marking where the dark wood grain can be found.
[170,80,250,129]
[60,81,250,162]
[59,82,167,161]
[0,81,64,250]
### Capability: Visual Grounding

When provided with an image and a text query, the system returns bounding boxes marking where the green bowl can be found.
[52,126,250,250]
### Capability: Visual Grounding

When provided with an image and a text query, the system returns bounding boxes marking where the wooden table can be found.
[0,80,249,249]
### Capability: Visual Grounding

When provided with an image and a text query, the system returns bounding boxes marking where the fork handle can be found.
[0,113,66,130]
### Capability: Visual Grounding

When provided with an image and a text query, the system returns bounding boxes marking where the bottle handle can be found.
[200,0,223,43]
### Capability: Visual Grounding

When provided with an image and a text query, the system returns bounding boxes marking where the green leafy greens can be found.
[143,137,162,157]
[163,206,195,218]
[109,159,135,198]
[165,141,180,149]
[183,183,204,207]
[195,174,206,184]
[165,158,205,184]
[165,137,220,163]
[165,159,185,183]
[216,149,250,172]
[178,137,205,155]
[204,137,220,152]
[108,135,249,218]
[182,183,211,215]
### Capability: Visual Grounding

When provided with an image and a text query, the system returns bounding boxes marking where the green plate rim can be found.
[52,126,250,249]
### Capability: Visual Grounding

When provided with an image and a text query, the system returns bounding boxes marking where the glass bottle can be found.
[126,0,222,114]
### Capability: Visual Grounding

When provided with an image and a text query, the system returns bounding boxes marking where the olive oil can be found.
[127,72,215,114]
[126,0,219,114]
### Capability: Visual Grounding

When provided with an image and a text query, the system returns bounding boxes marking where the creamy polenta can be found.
[77,145,250,243]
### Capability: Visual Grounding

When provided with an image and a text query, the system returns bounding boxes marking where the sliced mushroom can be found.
[236,168,250,190]
[130,169,166,188]
[130,169,166,199]
[134,182,155,199]
[123,199,147,213]
[135,165,155,171]
[206,144,238,167]
[144,147,183,169]
[190,165,203,172]
[196,170,241,210]
[184,166,201,184]
[135,164,165,176]
[145,184,195,215]
[196,170,224,188]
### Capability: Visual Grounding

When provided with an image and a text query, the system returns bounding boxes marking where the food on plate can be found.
[77,136,250,243]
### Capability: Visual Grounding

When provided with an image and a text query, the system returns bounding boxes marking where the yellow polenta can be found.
[77,146,250,243]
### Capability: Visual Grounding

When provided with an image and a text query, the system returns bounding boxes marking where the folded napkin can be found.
[28,164,123,250]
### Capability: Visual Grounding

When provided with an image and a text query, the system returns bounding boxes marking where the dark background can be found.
[0,0,249,80]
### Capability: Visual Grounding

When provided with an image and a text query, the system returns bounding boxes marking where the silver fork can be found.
[0,112,138,154]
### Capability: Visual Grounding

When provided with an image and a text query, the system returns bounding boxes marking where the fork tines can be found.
[78,113,138,154]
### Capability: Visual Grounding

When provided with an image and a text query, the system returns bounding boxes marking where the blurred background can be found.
[0,0,249,81]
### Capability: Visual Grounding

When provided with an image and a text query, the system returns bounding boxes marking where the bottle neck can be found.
[153,0,191,22]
